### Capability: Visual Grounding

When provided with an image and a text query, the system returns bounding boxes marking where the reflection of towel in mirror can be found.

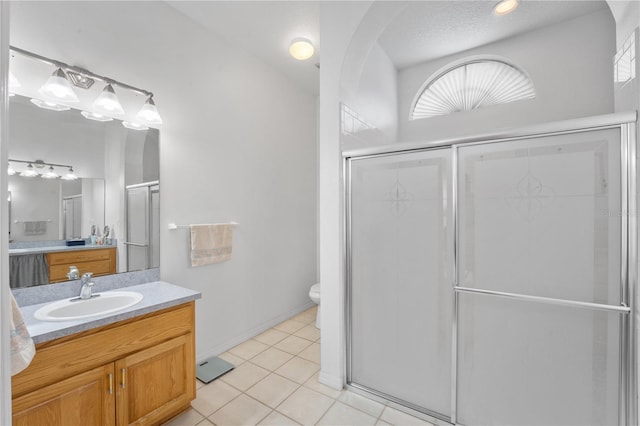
[189,224,233,267]
[10,292,35,375]
[23,221,47,236]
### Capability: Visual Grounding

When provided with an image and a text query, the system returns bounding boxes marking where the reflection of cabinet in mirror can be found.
[46,247,116,283]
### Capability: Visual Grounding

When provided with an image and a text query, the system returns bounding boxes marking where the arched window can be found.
[410,59,535,120]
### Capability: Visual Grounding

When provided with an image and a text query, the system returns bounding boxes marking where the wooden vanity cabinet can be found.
[47,247,117,283]
[12,302,195,426]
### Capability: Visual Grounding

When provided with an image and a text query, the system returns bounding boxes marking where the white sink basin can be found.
[34,291,144,321]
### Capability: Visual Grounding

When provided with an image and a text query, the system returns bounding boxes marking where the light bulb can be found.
[61,167,78,181]
[93,84,124,115]
[20,164,39,177]
[7,163,15,176]
[81,111,113,122]
[493,0,519,16]
[122,121,149,131]
[42,166,59,179]
[38,68,79,103]
[289,38,315,60]
[135,96,162,125]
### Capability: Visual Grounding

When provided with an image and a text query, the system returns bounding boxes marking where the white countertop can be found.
[19,281,201,344]
[10,244,116,256]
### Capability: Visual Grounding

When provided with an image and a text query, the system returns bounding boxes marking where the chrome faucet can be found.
[67,265,79,280]
[78,272,95,300]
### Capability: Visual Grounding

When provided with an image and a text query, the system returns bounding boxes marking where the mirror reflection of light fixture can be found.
[41,166,59,179]
[7,163,15,176]
[61,167,78,181]
[289,37,315,60]
[30,98,71,112]
[122,121,149,131]
[493,0,519,16]
[81,111,113,122]
[93,84,125,115]
[10,159,77,180]
[8,71,20,97]
[135,96,163,125]
[38,68,80,103]
[20,163,39,177]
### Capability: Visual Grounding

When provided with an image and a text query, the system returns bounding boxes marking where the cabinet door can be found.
[12,364,115,426]
[116,334,195,426]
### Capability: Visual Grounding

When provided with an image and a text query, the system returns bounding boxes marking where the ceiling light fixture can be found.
[493,0,519,16]
[289,38,315,61]
[30,98,71,112]
[81,111,113,122]
[122,121,149,131]
[93,84,125,115]
[38,67,80,103]
[10,46,163,127]
[135,96,162,125]
[10,159,77,180]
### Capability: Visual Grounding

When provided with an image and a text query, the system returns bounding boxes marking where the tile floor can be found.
[163,306,434,426]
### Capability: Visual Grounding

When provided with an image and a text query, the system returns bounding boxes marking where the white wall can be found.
[397,8,616,143]
[9,1,318,361]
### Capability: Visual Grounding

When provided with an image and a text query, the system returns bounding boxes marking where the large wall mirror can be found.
[8,94,160,288]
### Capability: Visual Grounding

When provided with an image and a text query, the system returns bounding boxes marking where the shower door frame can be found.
[343,111,638,426]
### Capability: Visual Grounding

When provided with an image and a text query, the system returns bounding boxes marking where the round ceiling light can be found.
[493,0,519,16]
[289,38,315,61]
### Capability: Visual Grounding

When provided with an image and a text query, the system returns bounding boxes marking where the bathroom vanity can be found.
[46,246,117,283]
[11,281,200,426]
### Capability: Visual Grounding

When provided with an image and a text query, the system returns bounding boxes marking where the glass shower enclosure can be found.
[345,112,637,426]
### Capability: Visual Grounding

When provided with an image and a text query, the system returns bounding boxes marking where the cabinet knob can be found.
[121,368,126,389]
[108,373,113,394]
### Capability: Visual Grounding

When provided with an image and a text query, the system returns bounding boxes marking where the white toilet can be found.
[309,283,321,328]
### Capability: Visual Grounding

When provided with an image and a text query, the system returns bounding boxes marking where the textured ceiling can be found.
[166,1,320,95]
[378,1,609,69]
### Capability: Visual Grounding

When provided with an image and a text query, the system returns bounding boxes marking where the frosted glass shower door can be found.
[348,149,453,420]
[456,128,625,426]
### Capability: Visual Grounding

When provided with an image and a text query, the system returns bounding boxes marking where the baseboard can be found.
[196,300,315,363]
[319,370,344,390]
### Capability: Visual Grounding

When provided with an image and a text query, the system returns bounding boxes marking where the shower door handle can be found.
[123,242,148,247]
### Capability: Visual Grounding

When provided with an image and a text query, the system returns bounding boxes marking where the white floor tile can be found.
[246,373,300,408]
[258,411,301,425]
[277,387,334,425]
[220,362,270,391]
[217,351,246,367]
[275,357,319,384]
[250,347,294,371]
[208,394,271,426]
[274,335,313,355]
[191,380,241,417]
[294,325,320,342]
[273,319,307,334]
[379,406,435,426]
[254,328,289,346]
[228,339,269,360]
[297,343,320,364]
[317,401,378,426]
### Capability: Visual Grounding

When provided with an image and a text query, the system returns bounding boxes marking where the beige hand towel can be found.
[10,292,35,375]
[190,224,233,267]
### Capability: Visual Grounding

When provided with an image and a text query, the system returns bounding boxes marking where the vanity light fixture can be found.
[93,84,125,115]
[41,166,59,179]
[122,121,149,131]
[61,167,78,181]
[7,163,16,176]
[10,46,163,126]
[289,38,315,60]
[30,98,71,112]
[38,68,80,103]
[493,0,519,16]
[20,163,39,178]
[80,111,113,122]
[135,96,162,125]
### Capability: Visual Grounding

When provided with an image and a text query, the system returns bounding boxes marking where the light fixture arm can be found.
[9,159,73,169]
[10,45,154,98]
